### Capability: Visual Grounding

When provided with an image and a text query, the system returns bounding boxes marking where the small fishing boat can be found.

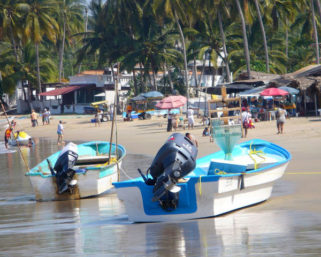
[26,141,126,201]
[113,126,291,223]
[9,131,32,146]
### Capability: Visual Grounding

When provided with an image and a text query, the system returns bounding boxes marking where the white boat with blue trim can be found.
[26,141,126,201]
[113,127,291,223]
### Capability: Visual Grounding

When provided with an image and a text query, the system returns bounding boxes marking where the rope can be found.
[248,142,266,170]
[198,175,203,195]
[214,168,227,175]
[119,167,134,180]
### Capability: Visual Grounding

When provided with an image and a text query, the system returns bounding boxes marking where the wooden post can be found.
[207,86,243,134]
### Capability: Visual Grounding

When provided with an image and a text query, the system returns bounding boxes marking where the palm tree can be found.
[310,0,319,64]
[152,0,192,105]
[23,0,59,97]
[253,0,270,72]
[122,23,182,91]
[235,0,251,78]
[0,0,28,62]
[57,0,84,82]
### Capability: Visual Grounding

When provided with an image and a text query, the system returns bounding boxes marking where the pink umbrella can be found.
[260,88,289,96]
[155,95,187,109]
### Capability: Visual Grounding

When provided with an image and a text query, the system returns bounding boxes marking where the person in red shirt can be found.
[4,127,13,149]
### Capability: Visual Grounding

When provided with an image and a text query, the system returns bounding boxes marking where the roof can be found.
[237,71,280,81]
[287,64,321,78]
[77,70,105,76]
[39,85,82,96]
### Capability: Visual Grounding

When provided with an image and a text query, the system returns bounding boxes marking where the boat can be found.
[26,141,126,201]
[9,131,32,146]
[113,125,291,222]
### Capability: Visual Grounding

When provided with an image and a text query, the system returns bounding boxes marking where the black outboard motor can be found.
[53,143,79,194]
[139,133,198,211]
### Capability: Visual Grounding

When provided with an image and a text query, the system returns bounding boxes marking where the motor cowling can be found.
[143,133,198,211]
[54,143,79,194]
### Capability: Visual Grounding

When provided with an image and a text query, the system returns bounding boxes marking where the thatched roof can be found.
[234,65,321,95]
[287,64,321,78]
[237,70,280,82]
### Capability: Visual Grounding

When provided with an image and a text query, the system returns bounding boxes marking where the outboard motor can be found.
[139,133,198,211]
[53,142,79,194]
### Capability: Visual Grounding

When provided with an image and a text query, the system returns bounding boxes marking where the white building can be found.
[17,70,131,114]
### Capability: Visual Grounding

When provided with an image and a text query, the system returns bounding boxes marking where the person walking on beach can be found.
[126,103,133,121]
[241,107,251,138]
[276,104,287,134]
[187,107,195,129]
[57,120,64,144]
[95,109,101,127]
[167,109,173,132]
[30,109,38,127]
[46,108,51,124]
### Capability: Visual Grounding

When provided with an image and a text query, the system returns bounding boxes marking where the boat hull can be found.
[29,162,121,201]
[114,139,291,222]
[26,141,126,201]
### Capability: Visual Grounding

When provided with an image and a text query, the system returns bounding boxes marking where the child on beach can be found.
[57,120,64,144]
[202,127,210,136]
[186,132,198,147]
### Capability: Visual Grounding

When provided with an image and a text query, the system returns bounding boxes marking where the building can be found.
[17,69,131,114]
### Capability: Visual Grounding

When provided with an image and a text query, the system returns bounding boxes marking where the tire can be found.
[145,113,152,119]
[102,116,108,122]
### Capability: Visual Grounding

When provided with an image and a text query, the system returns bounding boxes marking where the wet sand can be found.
[1,115,321,256]
[10,114,321,215]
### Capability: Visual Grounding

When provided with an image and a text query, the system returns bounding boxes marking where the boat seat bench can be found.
[75,155,116,165]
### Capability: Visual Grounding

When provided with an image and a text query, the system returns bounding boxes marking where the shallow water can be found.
[0,138,321,256]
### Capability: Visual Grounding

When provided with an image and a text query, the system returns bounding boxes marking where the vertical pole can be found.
[315,92,318,116]
[221,86,228,125]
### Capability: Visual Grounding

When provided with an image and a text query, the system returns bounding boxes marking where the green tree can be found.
[57,0,84,82]
[23,0,59,97]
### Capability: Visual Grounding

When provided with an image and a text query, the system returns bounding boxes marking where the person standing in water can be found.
[57,120,64,144]
[4,126,13,149]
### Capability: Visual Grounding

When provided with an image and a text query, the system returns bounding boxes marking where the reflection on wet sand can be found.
[119,210,294,256]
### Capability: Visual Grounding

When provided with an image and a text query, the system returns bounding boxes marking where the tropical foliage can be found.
[1,0,321,98]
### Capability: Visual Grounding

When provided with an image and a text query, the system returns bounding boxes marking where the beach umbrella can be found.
[279,86,299,95]
[239,86,267,97]
[141,91,164,99]
[131,94,146,101]
[260,88,289,96]
[155,95,187,109]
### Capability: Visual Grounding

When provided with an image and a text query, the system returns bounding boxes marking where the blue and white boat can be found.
[26,141,126,201]
[113,126,291,222]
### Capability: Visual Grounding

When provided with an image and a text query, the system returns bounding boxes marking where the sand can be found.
[7,114,321,213]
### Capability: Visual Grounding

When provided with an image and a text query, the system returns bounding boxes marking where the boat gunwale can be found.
[113,139,291,188]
